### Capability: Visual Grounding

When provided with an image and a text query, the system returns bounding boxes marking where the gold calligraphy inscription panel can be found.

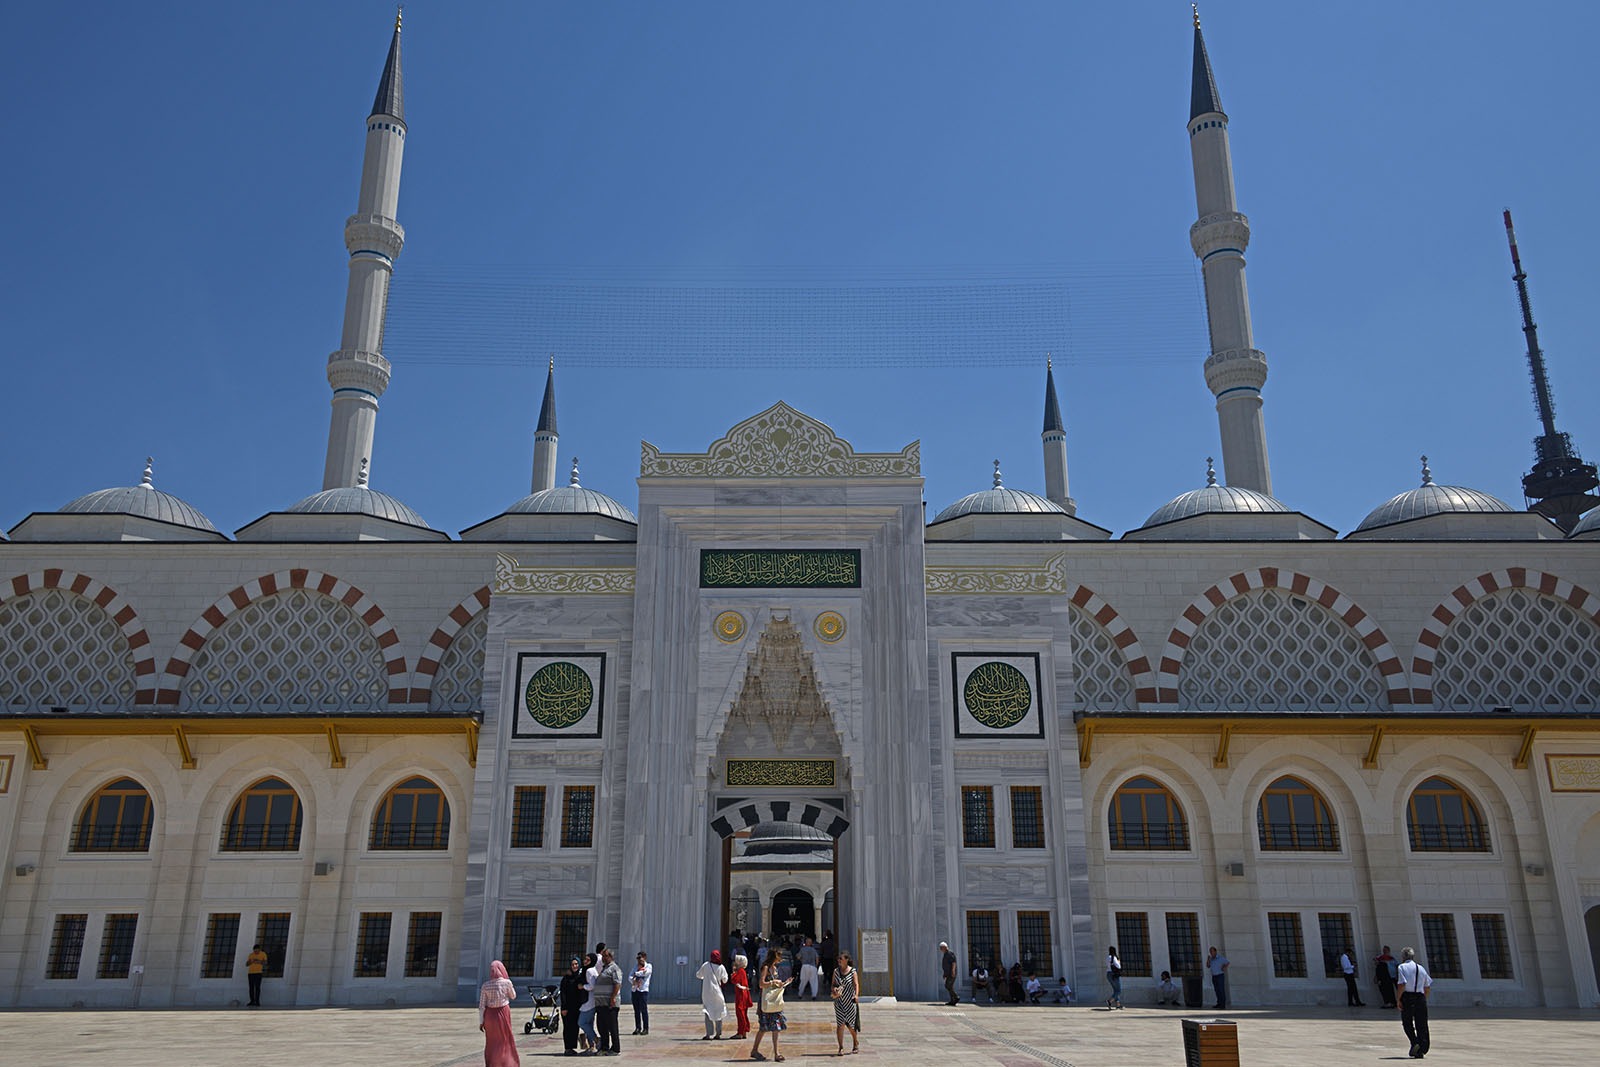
[725,758,836,788]
[525,662,594,729]
[963,662,1032,729]
[700,549,861,589]
[513,653,606,738]
[1547,754,1600,792]
[951,652,1044,739]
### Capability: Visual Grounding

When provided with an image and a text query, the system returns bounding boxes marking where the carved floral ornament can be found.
[925,552,1069,595]
[494,553,635,596]
[640,401,919,478]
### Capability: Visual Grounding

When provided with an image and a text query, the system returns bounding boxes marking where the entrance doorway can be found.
[1586,905,1600,991]
[720,820,839,956]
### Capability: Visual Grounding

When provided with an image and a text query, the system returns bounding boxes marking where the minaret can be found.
[1503,211,1599,531]
[1187,7,1272,495]
[531,358,560,493]
[322,10,407,490]
[1040,357,1076,514]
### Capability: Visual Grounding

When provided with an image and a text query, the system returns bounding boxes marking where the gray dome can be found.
[286,486,432,529]
[1141,461,1287,529]
[503,485,637,524]
[747,820,831,843]
[60,461,219,533]
[1572,507,1600,537]
[1355,459,1512,533]
[932,460,1069,523]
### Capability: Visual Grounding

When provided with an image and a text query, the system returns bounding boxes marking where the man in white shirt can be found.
[1395,946,1432,1059]
[629,951,653,1036]
[1338,946,1366,1007]
[1156,970,1181,1006]
[1206,946,1230,1009]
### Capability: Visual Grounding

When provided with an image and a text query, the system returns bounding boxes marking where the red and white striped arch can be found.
[1155,567,1408,706]
[158,569,406,705]
[1411,568,1600,705]
[3,569,158,704]
[1066,583,1156,705]
[408,585,491,703]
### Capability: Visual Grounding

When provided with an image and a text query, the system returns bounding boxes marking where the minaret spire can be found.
[1187,12,1273,495]
[1503,210,1598,530]
[321,15,409,490]
[531,357,560,493]
[1040,356,1076,514]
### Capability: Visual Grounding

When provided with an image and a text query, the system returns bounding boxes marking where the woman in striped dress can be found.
[831,952,859,1055]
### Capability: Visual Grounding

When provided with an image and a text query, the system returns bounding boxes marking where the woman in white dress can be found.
[697,949,729,1039]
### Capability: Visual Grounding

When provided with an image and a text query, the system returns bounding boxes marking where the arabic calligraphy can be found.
[725,759,836,788]
[926,553,1069,595]
[524,661,595,729]
[963,661,1032,729]
[700,550,861,589]
[1548,755,1600,792]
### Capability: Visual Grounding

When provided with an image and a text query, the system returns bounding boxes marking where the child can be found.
[1051,978,1072,1004]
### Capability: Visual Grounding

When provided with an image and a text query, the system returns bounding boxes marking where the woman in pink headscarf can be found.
[478,960,521,1067]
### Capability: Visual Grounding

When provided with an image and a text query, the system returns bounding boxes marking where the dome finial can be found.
[1205,456,1217,487]
[570,457,581,487]
[357,457,370,488]
[1420,455,1433,486]
[992,458,1003,488]
[139,457,154,488]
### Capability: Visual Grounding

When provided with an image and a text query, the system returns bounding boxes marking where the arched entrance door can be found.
[1587,906,1600,991]
[772,888,817,941]
[714,798,849,953]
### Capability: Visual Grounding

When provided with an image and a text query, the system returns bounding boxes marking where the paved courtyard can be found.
[2,998,1596,1066]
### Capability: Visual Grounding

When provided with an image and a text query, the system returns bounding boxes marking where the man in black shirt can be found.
[939,941,958,1005]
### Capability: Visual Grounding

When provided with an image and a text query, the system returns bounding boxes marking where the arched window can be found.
[73,777,153,852]
[1108,776,1188,850]
[369,776,451,850]
[221,777,303,851]
[1256,776,1339,851]
[1407,776,1490,852]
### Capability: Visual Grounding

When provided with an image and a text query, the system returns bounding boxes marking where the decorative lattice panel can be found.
[181,590,388,711]
[1069,605,1135,712]
[429,611,486,712]
[1434,589,1600,711]
[1178,588,1389,712]
[0,590,137,711]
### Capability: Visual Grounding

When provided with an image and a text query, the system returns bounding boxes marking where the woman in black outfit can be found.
[558,955,588,1055]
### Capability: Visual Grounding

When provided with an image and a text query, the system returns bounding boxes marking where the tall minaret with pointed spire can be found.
[531,358,560,493]
[1041,357,1076,514]
[322,10,407,490]
[1187,8,1272,496]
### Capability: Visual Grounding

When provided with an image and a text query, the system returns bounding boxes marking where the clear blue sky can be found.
[3,2,1598,538]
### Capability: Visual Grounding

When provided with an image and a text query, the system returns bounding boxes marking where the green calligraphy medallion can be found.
[524,661,595,729]
[962,661,1032,730]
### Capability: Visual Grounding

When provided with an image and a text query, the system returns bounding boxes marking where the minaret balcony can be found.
[1190,211,1250,259]
[1203,347,1269,396]
[344,214,406,260]
[326,348,393,395]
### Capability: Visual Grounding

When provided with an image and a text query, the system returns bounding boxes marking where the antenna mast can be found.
[1502,210,1598,531]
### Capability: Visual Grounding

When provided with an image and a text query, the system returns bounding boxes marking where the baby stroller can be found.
[523,984,560,1035]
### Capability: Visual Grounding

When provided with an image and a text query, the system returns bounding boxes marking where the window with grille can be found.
[1318,913,1354,978]
[1407,778,1489,852]
[355,913,393,978]
[1108,776,1188,850]
[1267,913,1306,978]
[1420,914,1461,979]
[504,911,538,976]
[202,914,241,979]
[47,914,87,979]
[256,913,291,978]
[1257,777,1339,851]
[1114,913,1151,977]
[406,912,442,977]
[370,777,451,850]
[222,777,303,851]
[961,786,995,848]
[966,911,1000,972]
[1472,914,1512,979]
[551,911,588,975]
[97,914,138,978]
[73,777,153,852]
[1010,786,1044,848]
[1017,912,1053,975]
[561,786,595,848]
[512,786,546,848]
[1165,913,1201,978]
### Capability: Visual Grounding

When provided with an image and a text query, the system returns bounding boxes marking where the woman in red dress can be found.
[731,953,753,1038]
[478,959,521,1067]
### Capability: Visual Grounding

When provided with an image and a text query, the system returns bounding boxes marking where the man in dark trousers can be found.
[939,941,958,1005]
[1396,947,1432,1058]
[1338,946,1365,1006]
[593,947,624,1055]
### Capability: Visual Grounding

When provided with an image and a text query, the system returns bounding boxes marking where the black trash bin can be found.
[1182,974,1204,1008]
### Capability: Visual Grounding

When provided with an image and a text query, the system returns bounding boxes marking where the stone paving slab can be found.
[0,1000,1596,1066]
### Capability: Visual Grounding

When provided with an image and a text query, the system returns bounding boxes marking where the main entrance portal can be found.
[713,798,849,957]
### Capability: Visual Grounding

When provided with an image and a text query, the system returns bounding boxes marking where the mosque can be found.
[2,14,1598,1011]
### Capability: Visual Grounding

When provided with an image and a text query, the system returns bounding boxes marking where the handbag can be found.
[760,982,786,1014]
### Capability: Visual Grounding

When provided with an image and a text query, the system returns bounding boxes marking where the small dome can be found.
[1355,457,1512,533]
[1572,508,1600,536]
[286,486,431,528]
[501,458,637,523]
[1141,458,1287,528]
[747,820,831,843]
[932,460,1069,523]
[59,459,219,533]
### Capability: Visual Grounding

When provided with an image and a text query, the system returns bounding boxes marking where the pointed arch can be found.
[1410,568,1600,706]
[1154,568,1407,706]
[411,585,491,704]
[1065,583,1155,706]
[159,570,406,704]
[709,797,850,839]
[1,570,156,704]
